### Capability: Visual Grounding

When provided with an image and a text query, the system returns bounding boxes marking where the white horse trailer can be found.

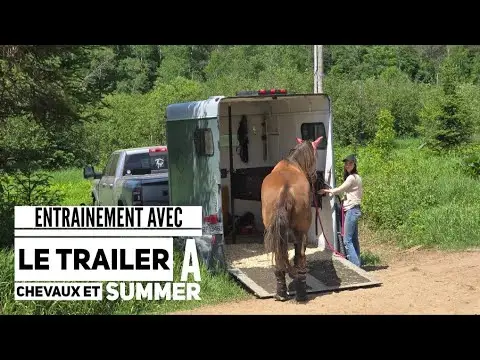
[165,89,380,299]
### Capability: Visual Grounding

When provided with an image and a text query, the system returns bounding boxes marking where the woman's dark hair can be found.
[343,163,358,181]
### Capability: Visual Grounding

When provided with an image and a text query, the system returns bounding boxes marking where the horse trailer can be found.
[165,89,380,298]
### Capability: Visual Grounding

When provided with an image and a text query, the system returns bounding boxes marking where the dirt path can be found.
[172,237,480,315]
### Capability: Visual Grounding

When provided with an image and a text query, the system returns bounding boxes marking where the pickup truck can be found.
[83,145,170,206]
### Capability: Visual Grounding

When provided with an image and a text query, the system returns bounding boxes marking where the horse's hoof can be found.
[295,294,308,302]
[274,293,289,302]
[294,277,308,302]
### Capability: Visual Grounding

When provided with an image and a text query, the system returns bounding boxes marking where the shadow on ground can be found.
[361,265,389,272]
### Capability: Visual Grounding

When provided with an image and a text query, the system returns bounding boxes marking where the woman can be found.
[319,154,363,267]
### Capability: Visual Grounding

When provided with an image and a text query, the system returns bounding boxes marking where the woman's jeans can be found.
[343,206,362,267]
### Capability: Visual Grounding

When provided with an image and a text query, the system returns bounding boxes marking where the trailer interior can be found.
[217,91,333,247]
[166,89,382,299]
[216,90,382,298]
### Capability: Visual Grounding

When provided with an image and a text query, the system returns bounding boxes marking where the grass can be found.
[0,167,249,315]
[337,137,480,251]
[360,250,382,266]
[49,168,92,205]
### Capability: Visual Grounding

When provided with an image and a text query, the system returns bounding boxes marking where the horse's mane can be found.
[285,141,317,186]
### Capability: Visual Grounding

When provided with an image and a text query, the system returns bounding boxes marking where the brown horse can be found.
[261,136,323,302]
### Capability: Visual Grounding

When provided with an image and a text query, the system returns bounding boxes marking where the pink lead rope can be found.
[313,191,345,258]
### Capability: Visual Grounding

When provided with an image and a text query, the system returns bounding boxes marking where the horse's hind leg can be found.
[273,269,288,301]
[286,230,300,280]
[294,233,308,302]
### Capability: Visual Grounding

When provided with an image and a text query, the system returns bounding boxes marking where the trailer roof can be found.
[166,96,224,122]
[165,93,330,122]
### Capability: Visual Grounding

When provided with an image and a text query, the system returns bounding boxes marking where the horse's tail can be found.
[264,184,295,273]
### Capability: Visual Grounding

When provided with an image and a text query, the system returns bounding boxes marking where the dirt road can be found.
[172,240,480,315]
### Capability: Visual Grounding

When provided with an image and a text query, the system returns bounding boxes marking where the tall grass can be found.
[49,168,92,205]
[336,138,480,250]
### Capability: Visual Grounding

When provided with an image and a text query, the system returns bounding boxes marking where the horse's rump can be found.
[261,163,311,272]
[262,178,296,272]
[263,165,311,225]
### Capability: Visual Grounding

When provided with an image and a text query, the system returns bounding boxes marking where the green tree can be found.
[419,54,474,151]
[0,45,106,170]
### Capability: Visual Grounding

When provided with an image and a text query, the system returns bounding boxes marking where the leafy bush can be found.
[455,83,480,135]
[461,154,480,179]
[325,74,422,147]
[370,108,396,160]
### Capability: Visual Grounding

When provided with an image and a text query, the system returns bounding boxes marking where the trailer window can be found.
[194,128,214,157]
[300,122,327,150]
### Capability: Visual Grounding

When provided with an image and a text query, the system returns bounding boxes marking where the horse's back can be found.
[264,160,310,193]
[261,161,300,200]
[261,161,311,230]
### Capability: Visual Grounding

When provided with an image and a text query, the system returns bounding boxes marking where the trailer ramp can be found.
[225,242,382,299]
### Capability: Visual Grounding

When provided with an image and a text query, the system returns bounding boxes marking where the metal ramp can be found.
[225,241,382,299]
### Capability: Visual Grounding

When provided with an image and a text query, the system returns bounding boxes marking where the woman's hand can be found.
[318,188,331,195]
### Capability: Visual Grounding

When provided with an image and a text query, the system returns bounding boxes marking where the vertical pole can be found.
[314,45,318,93]
[318,45,324,93]
[314,45,324,94]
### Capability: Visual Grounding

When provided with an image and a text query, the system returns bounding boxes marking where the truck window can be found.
[300,122,327,150]
[104,153,120,177]
[123,152,169,175]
